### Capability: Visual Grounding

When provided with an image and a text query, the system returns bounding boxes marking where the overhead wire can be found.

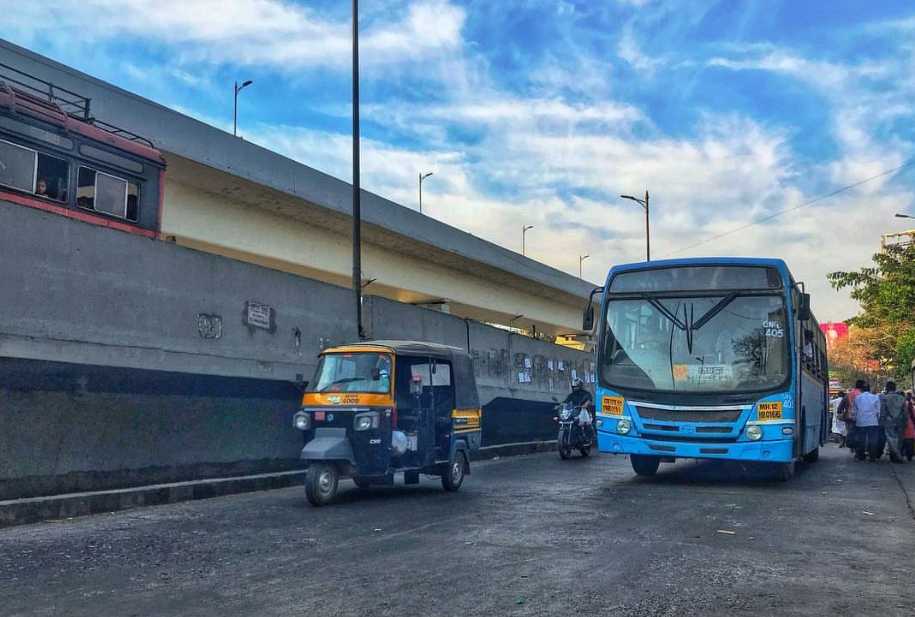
[663,158,915,257]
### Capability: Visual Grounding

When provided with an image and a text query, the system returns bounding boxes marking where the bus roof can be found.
[606,257,791,280]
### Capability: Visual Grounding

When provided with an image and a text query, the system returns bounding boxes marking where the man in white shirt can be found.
[853,383,882,462]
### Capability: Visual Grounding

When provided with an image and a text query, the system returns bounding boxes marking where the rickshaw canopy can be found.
[322,340,480,409]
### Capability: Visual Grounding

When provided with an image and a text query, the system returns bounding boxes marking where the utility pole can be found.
[522,225,534,256]
[351,0,364,339]
[620,191,650,261]
[419,171,433,214]
[233,79,253,137]
[579,254,589,279]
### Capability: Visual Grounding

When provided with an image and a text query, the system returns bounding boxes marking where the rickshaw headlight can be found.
[354,412,379,431]
[746,425,763,441]
[293,412,310,431]
[617,419,631,434]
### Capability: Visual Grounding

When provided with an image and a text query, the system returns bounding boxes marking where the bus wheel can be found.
[803,447,820,463]
[631,455,660,476]
[775,461,795,482]
[305,463,339,506]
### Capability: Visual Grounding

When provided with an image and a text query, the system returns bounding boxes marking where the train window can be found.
[0,138,36,193]
[77,166,139,221]
[35,152,69,202]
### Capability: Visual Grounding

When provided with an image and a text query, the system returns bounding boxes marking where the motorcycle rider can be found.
[564,377,593,410]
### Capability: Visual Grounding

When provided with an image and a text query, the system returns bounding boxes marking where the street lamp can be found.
[522,225,534,256]
[233,79,253,137]
[579,254,589,279]
[896,213,914,219]
[352,0,364,339]
[419,171,434,214]
[620,191,650,261]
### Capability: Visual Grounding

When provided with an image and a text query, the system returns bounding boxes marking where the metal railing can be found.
[0,62,155,148]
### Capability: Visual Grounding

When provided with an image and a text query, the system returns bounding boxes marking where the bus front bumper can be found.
[597,432,794,463]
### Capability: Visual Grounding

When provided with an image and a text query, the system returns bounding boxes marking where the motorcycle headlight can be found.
[617,419,631,434]
[560,408,573,420]
[354,412,379,431]
[293,411,310,431]
[746,425,763,441]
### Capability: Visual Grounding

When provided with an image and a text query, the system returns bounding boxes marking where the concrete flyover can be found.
[0,39,597,339]
[0,40,601,500]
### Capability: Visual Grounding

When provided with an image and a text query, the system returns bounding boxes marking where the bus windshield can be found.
[309,353,392,394]
[600,294,789,393]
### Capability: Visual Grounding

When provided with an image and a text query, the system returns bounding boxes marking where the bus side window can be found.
[35,152,69,202]
[78,166,140,221]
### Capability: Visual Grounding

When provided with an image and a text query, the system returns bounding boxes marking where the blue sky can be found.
[6,0,915,320]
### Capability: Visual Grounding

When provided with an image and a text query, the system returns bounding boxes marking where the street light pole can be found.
[620,191,650,261]
[419,171,434,214]
[579,254,589,279]
[522,225,534,256]
[896,213,914,219]
[351,0,364,339]
[233,79,253,137]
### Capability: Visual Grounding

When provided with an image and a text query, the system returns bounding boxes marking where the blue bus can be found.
[583,258,829,480]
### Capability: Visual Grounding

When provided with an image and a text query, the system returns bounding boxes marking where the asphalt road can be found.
[2,445,914,617]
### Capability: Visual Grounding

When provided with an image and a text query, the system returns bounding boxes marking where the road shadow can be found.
[628,457,814,487]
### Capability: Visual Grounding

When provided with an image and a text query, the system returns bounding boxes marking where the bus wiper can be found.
[638,295,687,331]
[691,293,738,331]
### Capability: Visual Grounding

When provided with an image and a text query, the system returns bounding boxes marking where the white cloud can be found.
[3,0,466,70]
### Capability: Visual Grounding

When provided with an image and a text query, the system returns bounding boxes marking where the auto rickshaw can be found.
[292,340,482,506]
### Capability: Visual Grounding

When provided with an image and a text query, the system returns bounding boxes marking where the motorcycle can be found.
[555,402,594,459]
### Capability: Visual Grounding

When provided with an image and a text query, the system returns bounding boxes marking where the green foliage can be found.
[828,242,915,384]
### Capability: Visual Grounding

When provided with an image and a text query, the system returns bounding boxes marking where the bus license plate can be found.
[602,396,624,416]
[757,402,782,420]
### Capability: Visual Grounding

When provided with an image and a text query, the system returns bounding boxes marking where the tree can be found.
[828,242,915,386]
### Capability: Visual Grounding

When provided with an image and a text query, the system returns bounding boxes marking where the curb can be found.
[0,440,556,528]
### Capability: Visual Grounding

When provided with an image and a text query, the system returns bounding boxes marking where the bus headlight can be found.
[293,412,310,431]
[746,425,763,441]
[617,419,632,435]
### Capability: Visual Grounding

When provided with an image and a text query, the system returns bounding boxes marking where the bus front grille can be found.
[635,407,742,423]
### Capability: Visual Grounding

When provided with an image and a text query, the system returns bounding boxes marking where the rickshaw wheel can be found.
[305,463,339,506]
[442,451,466,492]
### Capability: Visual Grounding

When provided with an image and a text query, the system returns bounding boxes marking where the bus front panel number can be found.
[602,396,624,416]
[763,320,784,338]
[757,401,783,420]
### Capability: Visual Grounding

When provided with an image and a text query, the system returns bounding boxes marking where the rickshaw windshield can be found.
[308,353,392,394]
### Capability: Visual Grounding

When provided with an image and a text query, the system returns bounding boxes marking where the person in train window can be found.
[35,177,49,197]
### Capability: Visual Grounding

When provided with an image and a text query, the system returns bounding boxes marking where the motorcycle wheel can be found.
[579,445,591,457]
[558,429,572,460]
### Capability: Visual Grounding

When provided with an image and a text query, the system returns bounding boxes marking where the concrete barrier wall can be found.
[0,201,593,498]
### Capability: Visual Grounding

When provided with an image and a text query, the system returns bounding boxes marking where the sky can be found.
[5,0,915,321]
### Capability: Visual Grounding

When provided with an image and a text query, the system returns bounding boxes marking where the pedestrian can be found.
[838,380,864,454]
[880,381,907,463]
[852,382,881,462]
[902,391,915,462]
[830,390,847,447]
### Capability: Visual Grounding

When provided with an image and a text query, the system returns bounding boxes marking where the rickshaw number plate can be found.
[314,411,326,421]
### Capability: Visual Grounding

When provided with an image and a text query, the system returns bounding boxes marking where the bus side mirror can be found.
[583,305,595,331]
[798,293,811,321]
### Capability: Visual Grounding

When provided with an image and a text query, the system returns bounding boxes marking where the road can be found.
[2,445,913,617]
